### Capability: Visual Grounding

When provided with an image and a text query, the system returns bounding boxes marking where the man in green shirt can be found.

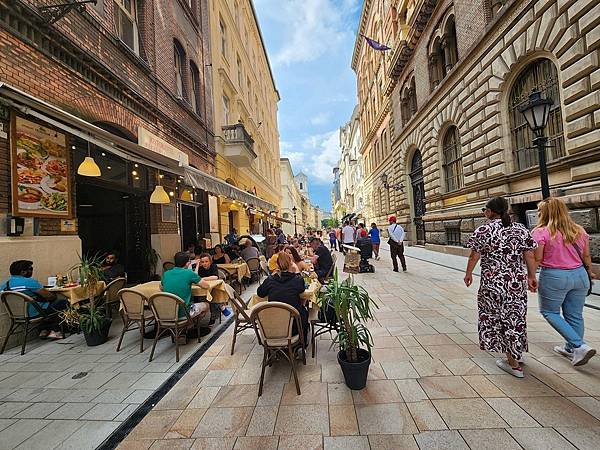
[161,252,210,319]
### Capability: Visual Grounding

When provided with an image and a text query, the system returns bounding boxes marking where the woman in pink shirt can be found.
[533,198,596,366]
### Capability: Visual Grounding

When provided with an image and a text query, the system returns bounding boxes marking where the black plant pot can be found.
[337,348,371,390]
[83,318,112,346]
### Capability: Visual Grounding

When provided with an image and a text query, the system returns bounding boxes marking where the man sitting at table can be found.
[2,260,69,339]
[101,251,125,282]
[240,239,260,261]
[161,252,210,320]
[196,253,232,323]
[310,237,333,283]
[256,252,308,348]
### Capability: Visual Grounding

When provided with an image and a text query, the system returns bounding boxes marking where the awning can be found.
[184,166,276,212]
[0,81,183,175]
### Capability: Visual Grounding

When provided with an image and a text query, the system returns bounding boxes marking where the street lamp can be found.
[292,206,298,237]
[518,88,554,199]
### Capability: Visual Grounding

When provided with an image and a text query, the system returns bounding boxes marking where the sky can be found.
[253,0,362,212]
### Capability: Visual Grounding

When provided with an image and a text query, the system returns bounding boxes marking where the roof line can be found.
[249,0,280,101]
[351,0,372,71]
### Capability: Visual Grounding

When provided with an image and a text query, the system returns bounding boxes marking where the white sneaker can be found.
[496,359,524,378]
[572,344,596,366]
[47,331,64,340]
[553,345,573,359]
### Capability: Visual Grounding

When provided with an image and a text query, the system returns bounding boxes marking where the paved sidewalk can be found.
[120,249,600,449]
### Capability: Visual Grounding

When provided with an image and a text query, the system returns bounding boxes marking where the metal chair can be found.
[101,277,127,317]
[229,291,254,355]
[116,289,154,353]
[246,257,262,283]
[250,301,306,396]
[147,293,203,362]
[0,291,61,355]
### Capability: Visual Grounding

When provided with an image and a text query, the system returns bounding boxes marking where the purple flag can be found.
[362,34,391,51]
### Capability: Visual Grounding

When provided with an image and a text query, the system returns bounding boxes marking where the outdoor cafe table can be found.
[217,262,250,283]
[131,279,233,304]
[247,280,322,309]
[49,281,106,305]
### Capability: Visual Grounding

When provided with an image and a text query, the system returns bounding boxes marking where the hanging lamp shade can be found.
[150,185,170,204]
[77,156,101,177]
[229,203,239,211]
[181,189,193,201]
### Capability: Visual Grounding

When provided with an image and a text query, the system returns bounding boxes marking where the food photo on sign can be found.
[11,116,71,217]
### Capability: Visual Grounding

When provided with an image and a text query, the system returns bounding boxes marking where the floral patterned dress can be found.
[467,219,537,359]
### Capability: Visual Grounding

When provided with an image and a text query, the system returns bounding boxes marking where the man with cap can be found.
[387,216,407,272]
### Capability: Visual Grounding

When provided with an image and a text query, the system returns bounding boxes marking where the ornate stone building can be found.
[356,0,600,258]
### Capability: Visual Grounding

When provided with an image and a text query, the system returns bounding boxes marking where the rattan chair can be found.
[259,258,270,277]
[250,302,306,396]
[102,277,127,317]
[246,257,262,283]
[0,291,61,355]
[147,292,203,362]
[229,291,254,355]
[116,289,154,353]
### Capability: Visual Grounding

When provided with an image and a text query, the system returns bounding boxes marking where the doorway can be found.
[410,149,426,245]
[180,192,209,251]
[77,183,150,283]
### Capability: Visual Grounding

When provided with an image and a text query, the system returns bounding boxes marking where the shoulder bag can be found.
[572,242,593,296]
[387,224,398,246]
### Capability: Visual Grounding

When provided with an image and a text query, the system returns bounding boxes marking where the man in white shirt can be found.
[387,215,407,272]
[341,221,356,254]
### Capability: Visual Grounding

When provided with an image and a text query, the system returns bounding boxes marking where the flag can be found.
[361,34,391,51]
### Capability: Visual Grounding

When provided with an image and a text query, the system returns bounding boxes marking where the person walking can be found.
[464,197,538,378]
[328,228,338,251]
[532,197,597,366]
[368,223,381,260]
[387,216,406,272]
[341,221,356,254]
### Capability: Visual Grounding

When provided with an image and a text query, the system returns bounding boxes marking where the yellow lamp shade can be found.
[181,189,192,201]
[255,212,263,219]
[229,203,239,211]
[150,185,170,204]
[77,156,101,177]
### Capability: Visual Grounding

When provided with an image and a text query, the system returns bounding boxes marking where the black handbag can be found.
[573,243,593,296]
[387,224,398,246]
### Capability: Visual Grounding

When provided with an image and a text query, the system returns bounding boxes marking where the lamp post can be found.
[518,89,554,199]
[292,206,298,237]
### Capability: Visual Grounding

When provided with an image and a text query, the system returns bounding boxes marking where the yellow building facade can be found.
[208,0,282,238]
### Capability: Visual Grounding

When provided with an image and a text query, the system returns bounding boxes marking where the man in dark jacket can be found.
[256,252,308,344]
[309,237,333,283]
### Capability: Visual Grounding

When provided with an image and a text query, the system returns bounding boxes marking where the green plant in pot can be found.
[323,269,377,390]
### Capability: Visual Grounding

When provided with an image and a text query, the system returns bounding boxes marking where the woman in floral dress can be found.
[464,197,538,378]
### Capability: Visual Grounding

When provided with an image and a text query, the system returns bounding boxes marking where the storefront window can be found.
[128,161,147,190]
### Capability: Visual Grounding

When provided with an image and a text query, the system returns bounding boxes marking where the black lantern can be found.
[292,206,298,237]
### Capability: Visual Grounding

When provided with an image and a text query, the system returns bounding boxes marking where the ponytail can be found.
[486,197,511,228]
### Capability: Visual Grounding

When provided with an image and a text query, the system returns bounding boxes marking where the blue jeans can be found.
[538,266,589,350]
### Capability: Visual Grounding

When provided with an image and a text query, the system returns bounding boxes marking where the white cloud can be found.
[256,0,360,67]
[310,112,331,126]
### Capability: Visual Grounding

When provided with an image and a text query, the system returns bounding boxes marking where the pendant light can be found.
[77,138,101,177]
[181,189,193,201]
[150,171,171,204]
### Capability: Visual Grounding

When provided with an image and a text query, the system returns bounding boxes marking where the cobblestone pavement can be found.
[119,247,600,450]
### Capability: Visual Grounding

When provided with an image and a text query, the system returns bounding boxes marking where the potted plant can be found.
[323,269,377,390]
[62,254,111,346]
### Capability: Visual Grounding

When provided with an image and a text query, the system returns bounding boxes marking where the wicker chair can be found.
[102,277,127,317]
[229,291,254,355]
[251,302,306,396]
[0,291,61,355]
[147,293,203,362]
[116,289,154,353]
[246,257,262,283]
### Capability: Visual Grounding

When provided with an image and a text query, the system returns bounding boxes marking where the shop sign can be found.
[443,194,467,206]
[138,126,189,166]
[60,219,77,232]
[11,116,72,218]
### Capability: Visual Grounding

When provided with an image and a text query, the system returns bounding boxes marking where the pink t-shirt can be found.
[532,226,589,269]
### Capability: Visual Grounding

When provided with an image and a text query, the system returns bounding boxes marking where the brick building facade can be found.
[0,0,216,288]
[356,0,600,260]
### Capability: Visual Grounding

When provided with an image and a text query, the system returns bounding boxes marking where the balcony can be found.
[221,123,256,167]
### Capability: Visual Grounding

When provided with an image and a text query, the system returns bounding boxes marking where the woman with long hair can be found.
[533,197,596,366]
[268,244,286,273]
[256,252,308,343]
[286,246,309,272]
[464,197,538,378]
[212,244,230,264]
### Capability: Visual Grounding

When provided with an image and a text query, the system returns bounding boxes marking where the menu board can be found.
[11,116,71,217]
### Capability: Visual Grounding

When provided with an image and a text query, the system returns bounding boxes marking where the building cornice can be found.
[351,0,373,71]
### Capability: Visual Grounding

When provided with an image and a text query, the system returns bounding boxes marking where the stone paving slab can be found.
[119,246,600,449]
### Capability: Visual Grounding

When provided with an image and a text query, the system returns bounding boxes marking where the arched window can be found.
[400,76,417,125]
[382,130,389,157]
[509,58,565,170]
[282,212,289,219]
[189,61,201,113]
[428,37,446,90]
[428,12,458,91]
[173,40,186,98]
[442,126,463,192]
[443,16,458,71]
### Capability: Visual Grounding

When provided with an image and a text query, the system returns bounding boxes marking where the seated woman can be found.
[268,244,285,273]
[287,246,310,273]
[212,245,230,265]
[256,252,308,345]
